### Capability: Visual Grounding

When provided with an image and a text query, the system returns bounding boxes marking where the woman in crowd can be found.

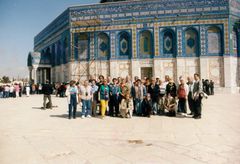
[91,79,99,117]
[79,80,92,118]
[99,79,110,118]
[26,84,30,97]
[164,93,177,117]
[120,79,130,99]
[177,78,188,114]
[66,80,78,119]
[119,93,134,118]
[166,78,177,98]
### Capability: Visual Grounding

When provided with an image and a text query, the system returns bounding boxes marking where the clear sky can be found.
[0,0,99,79]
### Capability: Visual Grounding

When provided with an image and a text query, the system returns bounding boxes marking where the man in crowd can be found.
[42,80,53,110]
[109,78,121,117]
[131,79,146,116]
[192,73,203,119]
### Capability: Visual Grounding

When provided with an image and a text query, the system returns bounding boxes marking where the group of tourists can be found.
[0,83,26,98]
[202,79,215,96]
[63,73,210,120]
[1,73,212,120]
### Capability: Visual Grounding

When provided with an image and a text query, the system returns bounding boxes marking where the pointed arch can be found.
[139,30,153,57]
[78,33,89,60]
[118,31,131,58]
[207,26,223,55]
[97,32,110,59]
[184,27,199,57]
[161,28,176,57]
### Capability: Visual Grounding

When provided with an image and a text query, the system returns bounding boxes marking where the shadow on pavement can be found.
[50,114,69,119]
[32,107,44,110]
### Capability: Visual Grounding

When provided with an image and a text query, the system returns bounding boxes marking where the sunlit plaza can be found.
[0,93,239,164]
[1,0,240,164]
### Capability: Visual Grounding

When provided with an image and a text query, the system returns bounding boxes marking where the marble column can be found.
[32,67,37,84]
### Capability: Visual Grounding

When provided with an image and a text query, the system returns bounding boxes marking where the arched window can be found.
[78,33,89,59]
[63,37,69,63]
[207,26,222,54]
[98,33,110,58]
[185,28,199,57]
[163,30,175,55]
[118,31,131,58]
[139,30,153,56]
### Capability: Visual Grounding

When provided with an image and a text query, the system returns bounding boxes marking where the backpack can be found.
[178,85,186,98]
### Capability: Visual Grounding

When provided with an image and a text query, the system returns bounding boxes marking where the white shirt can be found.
[79,85,92,100]
[10,86,15,93]
[5,86,10,92]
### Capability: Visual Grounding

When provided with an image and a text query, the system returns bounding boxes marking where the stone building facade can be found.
[28,0,240,93]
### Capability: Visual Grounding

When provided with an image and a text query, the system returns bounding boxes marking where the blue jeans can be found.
[82,99,91,116]
[152,102,158,115]
[4,91,9,98]
[135,98,143,115]
[0,91,3,98]
[68,94,77,119]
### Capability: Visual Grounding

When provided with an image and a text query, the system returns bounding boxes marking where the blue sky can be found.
[0,0,99,78]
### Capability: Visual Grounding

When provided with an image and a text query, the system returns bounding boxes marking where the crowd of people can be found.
[61,73,212,120]
[0,83,26,98]
[1,73,214,121]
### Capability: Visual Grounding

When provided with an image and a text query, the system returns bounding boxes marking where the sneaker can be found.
[81,115,85,119]
[87,115,91,118]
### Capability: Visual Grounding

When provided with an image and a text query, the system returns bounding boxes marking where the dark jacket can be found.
[166,82,177,98]
[148,84,160,102]
[42,84,53,95]
[142,98,152,116]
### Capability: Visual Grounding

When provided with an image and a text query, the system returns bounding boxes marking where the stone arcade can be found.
[27,0,240,93]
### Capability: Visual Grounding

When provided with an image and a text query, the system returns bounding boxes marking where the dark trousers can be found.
[91,100,97,117]
[193,98,202,117]
[9,92,13,98]
[210,87,214,95]
[178,98,187,113]
[188,94,194,114]
[43,94,52,109]
[109,95,119,116]
[68,94,77,119]
[60,91,65,97]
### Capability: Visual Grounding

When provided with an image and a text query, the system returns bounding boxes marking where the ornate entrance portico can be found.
[28,52,51,84]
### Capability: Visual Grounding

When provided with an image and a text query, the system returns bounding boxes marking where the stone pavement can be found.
[0,94,240,164]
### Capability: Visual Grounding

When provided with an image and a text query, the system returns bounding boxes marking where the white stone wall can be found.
[200,57,224,87]
[51,57,239,93]
[154,59,176,80]
[175,58,200,82]
[109,60,130,78]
